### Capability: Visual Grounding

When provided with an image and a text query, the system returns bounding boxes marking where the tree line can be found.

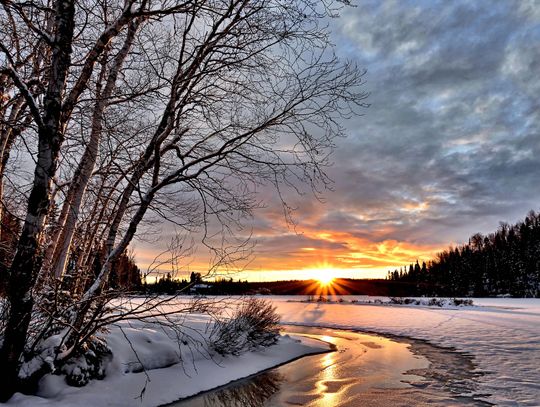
[143,274,251,295]
[388,210,540,297]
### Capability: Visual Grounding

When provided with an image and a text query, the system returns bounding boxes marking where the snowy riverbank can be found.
[3,312,328,407]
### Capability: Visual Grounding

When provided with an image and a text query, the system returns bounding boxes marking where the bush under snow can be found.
[210,298,280,356]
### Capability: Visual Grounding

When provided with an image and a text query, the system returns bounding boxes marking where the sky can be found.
[135,0,540,281]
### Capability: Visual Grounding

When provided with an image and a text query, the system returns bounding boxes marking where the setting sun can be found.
[313,269,336,286]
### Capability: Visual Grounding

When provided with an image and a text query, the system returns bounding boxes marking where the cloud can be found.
[322,1,540,233]
[136,1,540,280]
[248,0,540,275]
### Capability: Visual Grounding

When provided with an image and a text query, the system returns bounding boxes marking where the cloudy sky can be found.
[137,0,540,281]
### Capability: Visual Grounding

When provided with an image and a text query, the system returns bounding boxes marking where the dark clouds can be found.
[320,0,540,245]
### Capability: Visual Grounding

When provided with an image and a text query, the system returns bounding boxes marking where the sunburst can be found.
[300,267,356,296]
[315,269,335,286]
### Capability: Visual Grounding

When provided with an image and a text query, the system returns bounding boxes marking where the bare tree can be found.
[0,0,367,399]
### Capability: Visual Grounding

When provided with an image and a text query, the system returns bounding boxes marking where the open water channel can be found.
[167,325,491,407]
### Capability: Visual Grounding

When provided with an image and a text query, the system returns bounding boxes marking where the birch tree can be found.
[0,0,366,399]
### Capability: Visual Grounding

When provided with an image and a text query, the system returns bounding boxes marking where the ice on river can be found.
[270,296,540,406]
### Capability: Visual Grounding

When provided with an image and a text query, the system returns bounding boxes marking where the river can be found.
[167,325,491,406]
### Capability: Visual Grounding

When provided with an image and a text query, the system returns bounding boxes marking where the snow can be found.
[3,296,539,406]
[269,296,540,407]
[3,311,328,407]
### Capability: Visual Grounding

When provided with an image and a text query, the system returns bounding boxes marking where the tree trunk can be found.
[66,189,155,345]
[0,0,76,400]
[0,96,26,241]
[49,20,139,280]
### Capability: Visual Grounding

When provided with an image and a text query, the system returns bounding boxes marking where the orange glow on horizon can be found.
[299,275,364,295]
[134,218,447,281]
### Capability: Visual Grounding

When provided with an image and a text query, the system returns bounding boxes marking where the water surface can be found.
[168,326,489,407]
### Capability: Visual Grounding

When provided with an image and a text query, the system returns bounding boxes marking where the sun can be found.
[302,267,352,295]
[314,269,335,286]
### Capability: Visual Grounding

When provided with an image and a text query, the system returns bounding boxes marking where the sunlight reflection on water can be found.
[168,326,489,407]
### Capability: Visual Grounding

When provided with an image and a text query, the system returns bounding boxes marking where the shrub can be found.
[62,337,112,387]
[210,298,280,356]
[428,298,444,307]
[453,298,474,306]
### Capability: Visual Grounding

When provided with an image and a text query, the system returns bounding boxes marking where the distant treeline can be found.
[388,210,540,297]
[142,277,431,297]
[143,273,250,295]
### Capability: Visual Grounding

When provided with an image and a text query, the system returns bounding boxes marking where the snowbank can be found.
[270,296,540,406]
[4,313,328,407]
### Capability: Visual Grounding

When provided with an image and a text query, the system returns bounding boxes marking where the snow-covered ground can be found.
[4,311,328,407]
[3,296,539,406]
[270,296,540,406]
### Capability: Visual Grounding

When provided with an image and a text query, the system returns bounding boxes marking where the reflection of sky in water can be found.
[171,326,486,407]
[297,329,428,402]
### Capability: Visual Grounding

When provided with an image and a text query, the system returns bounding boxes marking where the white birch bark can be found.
[49,20,140,280]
